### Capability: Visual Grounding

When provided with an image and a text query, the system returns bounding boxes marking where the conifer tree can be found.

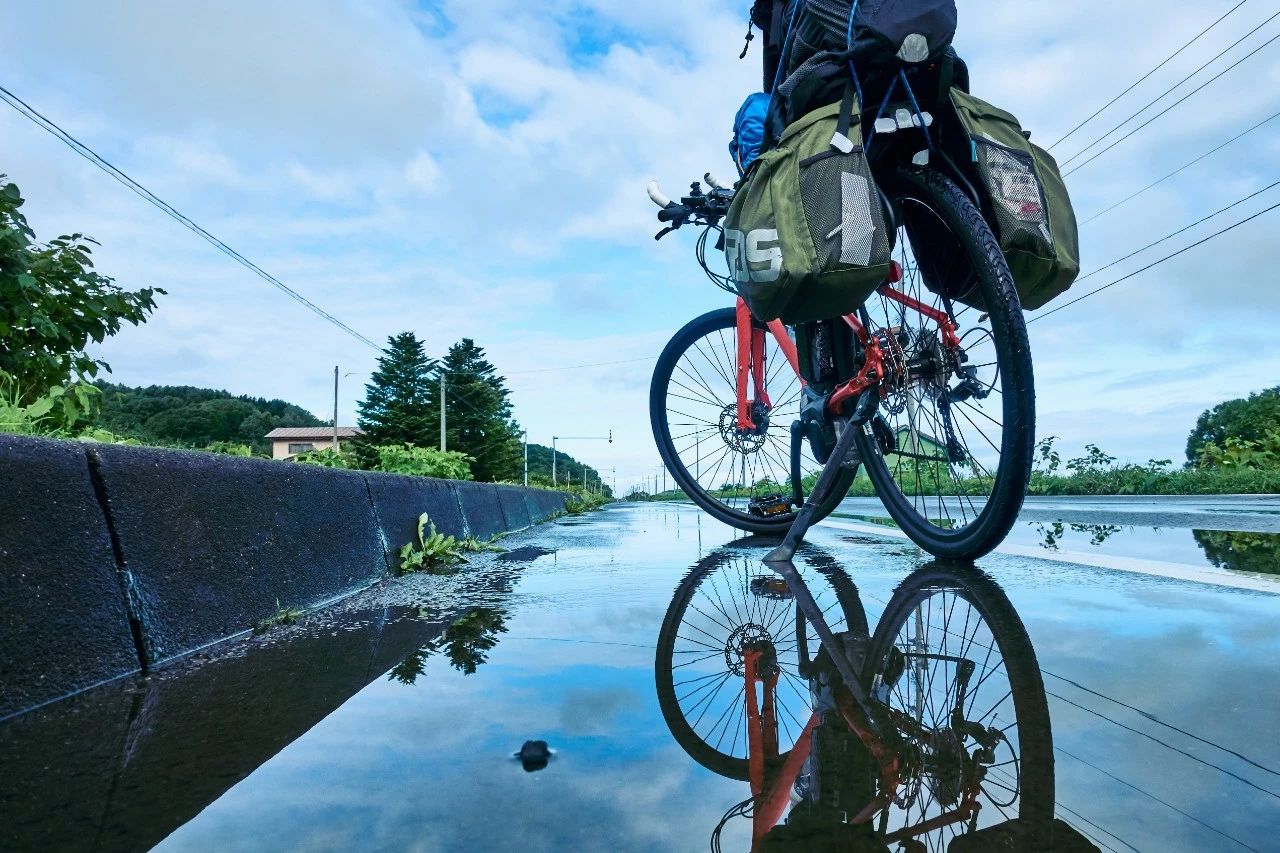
[430,338,522,482]
[356,332,438,460]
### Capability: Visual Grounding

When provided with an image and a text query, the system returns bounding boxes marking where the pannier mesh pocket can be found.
[976,141,1053,253]
[799,152,890,271]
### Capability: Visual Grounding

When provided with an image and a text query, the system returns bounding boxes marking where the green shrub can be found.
[376,444,474,480]
[293,447,354,468]
[203,441,255,457]
[75,427,142,446]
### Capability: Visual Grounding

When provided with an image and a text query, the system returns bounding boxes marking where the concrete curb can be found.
[0,436,140,720]
[0,434,570,719]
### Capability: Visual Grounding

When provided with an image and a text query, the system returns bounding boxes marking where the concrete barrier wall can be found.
[0,434,568,719]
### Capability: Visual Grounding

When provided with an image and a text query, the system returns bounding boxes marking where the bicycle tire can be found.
[854,166,1035,559]
[651,307,855,534]
[655,550,868,781]
[862,564,1054,844]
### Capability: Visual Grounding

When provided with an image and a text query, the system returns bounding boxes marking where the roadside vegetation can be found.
[629,388,1280,501]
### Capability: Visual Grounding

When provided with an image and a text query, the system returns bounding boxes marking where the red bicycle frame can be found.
[733,263,960,431]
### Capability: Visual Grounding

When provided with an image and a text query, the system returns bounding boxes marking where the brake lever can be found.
[654,225,679,241]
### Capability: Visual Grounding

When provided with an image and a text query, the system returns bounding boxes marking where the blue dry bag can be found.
[729,92,770,176]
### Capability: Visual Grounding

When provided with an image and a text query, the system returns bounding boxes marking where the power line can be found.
[1049,689,1280,801]
[2,82,531,452]
[1075,182,1279,284]
[1082,108,1280,224]
[1059,12,1280,172]
[506,356,655,374]
[0,83,383,351]
[1056,745,1261,851]
[1029,199,1280,322]
[1044,670,1280,778]
[1049,0,1251,150]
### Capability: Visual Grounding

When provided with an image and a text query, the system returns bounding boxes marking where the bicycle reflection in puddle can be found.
[654,544,1100,852]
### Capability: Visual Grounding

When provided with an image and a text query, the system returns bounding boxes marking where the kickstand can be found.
[764,426,856,561]
[765,389,876,562]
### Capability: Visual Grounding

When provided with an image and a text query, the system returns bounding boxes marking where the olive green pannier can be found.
[947,88,1080,310]
[723,91,892,323]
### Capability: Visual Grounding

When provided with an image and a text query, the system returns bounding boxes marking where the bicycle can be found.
[654,554,1090,851]
[647,76,1034,561]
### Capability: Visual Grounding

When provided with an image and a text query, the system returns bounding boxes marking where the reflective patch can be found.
[725,228,783,284]
[838,172,876,266]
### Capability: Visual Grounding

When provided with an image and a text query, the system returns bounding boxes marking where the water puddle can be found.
[3,503,1277,852]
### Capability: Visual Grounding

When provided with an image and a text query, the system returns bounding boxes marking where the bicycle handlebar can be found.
[646,181,673,209]
[646,176,734,240]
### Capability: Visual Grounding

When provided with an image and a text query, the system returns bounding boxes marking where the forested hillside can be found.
[94,383,322,454]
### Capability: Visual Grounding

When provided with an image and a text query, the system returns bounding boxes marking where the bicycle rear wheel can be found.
[854,166,1035,559]
[861,564,1054,848]
[650,307,855,534]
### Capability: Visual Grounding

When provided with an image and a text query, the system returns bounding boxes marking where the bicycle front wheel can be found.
[655,550,867,780]
[854,166,1035,559]
[650,307,854,534]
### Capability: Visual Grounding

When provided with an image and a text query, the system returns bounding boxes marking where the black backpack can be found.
[763,0,958,85]
[753,0,960,142]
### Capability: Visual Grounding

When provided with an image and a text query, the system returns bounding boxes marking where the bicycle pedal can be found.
[748,493,792,517]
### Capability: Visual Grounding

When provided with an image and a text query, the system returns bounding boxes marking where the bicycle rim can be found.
[651,308,854,533]
[855,166,1034,559]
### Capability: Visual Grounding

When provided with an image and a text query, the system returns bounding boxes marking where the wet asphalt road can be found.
[4,499,1279,852]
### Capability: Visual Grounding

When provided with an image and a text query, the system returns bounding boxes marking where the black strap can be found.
[938,50,955,100]
[835,78,857,142]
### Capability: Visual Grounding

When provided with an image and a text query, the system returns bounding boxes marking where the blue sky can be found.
[2,0,1279,489]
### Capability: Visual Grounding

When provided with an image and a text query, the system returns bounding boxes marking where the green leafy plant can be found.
[1196,430,1280,470]
[0,177,162,395]
[0,371,101,435]
[459,535,504,554]
[376,443,474,479]
[255,598,305,632]
[203,441,255,457]
[398,512,466,574]
[293,447,354,468]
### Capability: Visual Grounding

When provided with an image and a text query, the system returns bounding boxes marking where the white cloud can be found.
[1,0,1277,485]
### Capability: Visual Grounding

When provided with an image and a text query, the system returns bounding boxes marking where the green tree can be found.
[431,338,522,482]
[0,176,161,397]
[1187,386,1280,465]
[356,332,439,461]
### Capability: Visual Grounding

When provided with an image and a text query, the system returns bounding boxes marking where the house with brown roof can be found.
[265,426,363,459]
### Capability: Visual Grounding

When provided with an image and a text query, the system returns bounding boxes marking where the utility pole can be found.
[332,365,340,451]
[552,431,612,490]
[522,430,529,487]
[439,372,447,452]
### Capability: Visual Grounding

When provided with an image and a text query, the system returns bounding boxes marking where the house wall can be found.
[271,438,338,459]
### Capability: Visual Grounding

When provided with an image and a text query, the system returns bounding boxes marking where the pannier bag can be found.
[724,88,891,323]
[947,89,1080,310]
